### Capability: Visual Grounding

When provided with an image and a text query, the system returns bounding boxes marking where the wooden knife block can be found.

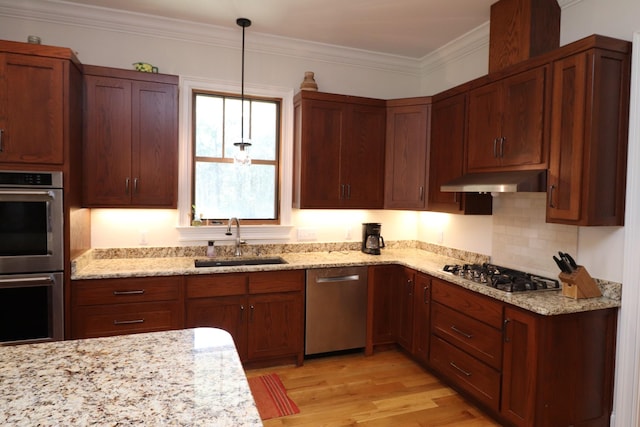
[559,266,601,299]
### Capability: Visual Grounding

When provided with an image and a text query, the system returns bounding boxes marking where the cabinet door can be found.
[384,103,429,209]
[369,265,398,347]
[467,82,502,171]
[0,53,64,164]
[186,296,247,359]
[501,306,538,427]
[131,81,178,207]
[395,268,415,352]
[412,273,431,365]
[247,292,303,361]
[83,76,133,206]
[297,98,344,208]
[429,94,465,212]
[500,66,547,168]
[342,104,386,208]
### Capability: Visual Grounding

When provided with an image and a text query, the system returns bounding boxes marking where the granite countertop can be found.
[0,328,262,427]
[72,247,621,316]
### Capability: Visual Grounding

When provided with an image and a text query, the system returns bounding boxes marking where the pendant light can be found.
[234,17,252,166]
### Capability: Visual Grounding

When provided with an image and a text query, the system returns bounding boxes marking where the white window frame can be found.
[176,76,294,243]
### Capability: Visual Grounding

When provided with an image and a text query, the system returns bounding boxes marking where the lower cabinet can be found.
[71,276,184,339]
[185,270,304,367]
[427,278,617,427]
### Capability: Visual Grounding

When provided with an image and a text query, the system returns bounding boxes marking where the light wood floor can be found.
[245,349,501,426]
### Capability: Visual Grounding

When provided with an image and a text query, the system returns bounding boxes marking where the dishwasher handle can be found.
[315,274,361,283]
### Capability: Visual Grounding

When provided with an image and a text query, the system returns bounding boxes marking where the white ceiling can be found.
[58,0,498,58]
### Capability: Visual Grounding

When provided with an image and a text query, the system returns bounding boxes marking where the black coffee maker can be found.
[362,223,385,255]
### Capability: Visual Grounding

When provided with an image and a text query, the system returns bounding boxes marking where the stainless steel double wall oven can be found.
[0,170,64,344]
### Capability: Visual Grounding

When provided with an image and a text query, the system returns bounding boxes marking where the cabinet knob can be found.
[0,128,4,152]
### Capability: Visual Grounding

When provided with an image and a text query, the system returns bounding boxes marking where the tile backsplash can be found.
[491,193,578,277]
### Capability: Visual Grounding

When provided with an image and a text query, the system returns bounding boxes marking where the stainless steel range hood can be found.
[440,170,547,193]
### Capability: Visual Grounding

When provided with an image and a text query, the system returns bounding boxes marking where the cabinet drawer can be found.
[186,274,248,298]
[432,302,503,369]
[72,301,183,338]
[431,279,503,328]
[430,336,501,412]
[249,270,304,294]
[73,277,181,306]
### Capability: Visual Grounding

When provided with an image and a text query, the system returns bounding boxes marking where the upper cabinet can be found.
[546,38,631,226]
[293,91,386,209]
[429,92,492,215]
[466,66,549,173]
[83,65,179,208]
[384,97,430,210]
[0,42,81,166]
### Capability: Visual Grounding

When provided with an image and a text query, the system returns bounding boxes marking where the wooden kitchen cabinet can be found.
[367,265,399,353]
[466,66,548,172]
[395,267,415,352]
[185,270,304,366]
[0,41,82,166]
[428,92,492,214]
[384,98,430,209]
[546,39,630,226]
[71,276,184,339]
[411,272,431,365]
[501,306,617,427]
[293,91,386,209]
[83,65,178,208]
[429,278,504,412]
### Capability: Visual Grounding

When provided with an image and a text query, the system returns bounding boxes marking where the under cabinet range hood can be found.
[440,170,547,193]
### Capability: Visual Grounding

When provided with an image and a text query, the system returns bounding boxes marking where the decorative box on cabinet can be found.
[428,91,492,214]
[83,65,178,208]
[185,270,304,367]
[71,276,184,339]
[384,97,431,209]
[546,36,631,226]
[293,91,386,209]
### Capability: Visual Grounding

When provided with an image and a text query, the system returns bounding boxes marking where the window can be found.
[192,91,281,224]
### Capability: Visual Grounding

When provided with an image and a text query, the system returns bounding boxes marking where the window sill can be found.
[176,224,294,243]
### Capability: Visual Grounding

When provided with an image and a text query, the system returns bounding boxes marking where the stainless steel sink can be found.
[194,257,288,268]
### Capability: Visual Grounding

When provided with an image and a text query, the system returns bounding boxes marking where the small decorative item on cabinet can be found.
[133,62,158,73]
[559,266,601,299]
[300,71,318,91]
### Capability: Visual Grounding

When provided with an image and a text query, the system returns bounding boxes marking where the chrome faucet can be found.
[225,217,244,256]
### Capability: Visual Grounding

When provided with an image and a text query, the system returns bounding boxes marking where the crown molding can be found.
[0,0,420,76]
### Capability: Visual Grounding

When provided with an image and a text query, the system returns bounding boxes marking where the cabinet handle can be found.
[493,137,498,157]
[453,192,458,203]
[346,184,351,199]
[419,186,424,201]
[423,285,429,304]
[134,178,139,194]
[340,184,345,199]
[548,185,556,208]
[113,289,145,295]
[499,136,505,158]
[503,318,511,342]
[125,177,130,194]
[249,304,255,322]
[450,325,473,339]
[0,128,4,152]
[114,319,144,325]
[449,361,472,377]
[407,279,413,296]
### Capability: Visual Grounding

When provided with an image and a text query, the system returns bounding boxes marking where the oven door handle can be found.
[0,276,55,287]
[0,190,56,198]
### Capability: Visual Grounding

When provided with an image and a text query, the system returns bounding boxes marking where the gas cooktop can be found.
[443,263,561,293]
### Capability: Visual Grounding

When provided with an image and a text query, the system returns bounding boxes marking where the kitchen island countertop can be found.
[0,328,262,427]
[72,247,621,316]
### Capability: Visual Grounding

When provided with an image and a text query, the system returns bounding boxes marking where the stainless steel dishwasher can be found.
[305,266,368,355]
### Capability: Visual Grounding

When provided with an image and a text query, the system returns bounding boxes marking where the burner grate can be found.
[443,263,560,292]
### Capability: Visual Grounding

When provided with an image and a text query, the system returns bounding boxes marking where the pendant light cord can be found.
[237,18,251,145]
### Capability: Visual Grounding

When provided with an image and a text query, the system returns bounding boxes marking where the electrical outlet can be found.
[345,226,352,240]
[437,231,444,244]
[139,230,148,245]
[297,228,317,241]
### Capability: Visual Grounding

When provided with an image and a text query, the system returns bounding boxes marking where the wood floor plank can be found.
[246,349,501,426]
